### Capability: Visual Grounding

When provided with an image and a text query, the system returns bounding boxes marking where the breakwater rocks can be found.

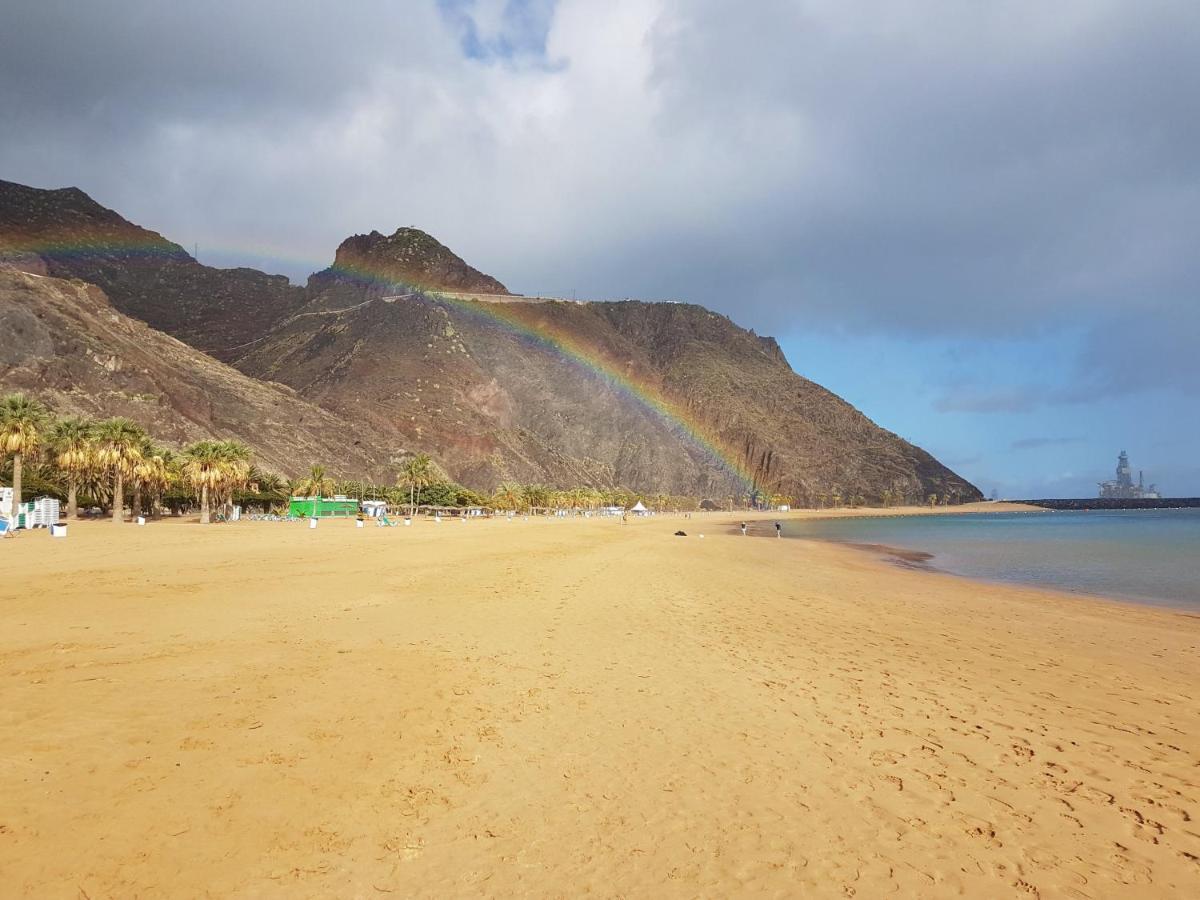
[1025,498,1200,511]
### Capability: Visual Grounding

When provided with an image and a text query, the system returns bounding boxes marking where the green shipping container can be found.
[288,497,360,518]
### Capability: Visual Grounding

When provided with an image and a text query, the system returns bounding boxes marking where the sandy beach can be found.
[2,511,1197,898]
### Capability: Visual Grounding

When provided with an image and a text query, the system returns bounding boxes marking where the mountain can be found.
[0,179,980,502]
[333,228,509,295]
[0,178,307,360]
[0,266,389,478]
[235,264,976,502]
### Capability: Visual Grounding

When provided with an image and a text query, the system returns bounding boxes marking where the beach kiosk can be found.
[288,496,359,518]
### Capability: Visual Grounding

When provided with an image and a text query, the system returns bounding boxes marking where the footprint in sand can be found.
[1119,806,1166,844]
[1013,878,1041,897]
[868,749,906,766]
[1008,742,1035,762]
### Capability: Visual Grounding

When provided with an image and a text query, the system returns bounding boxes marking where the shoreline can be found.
[836,536,1199,616]
[723,500,1046,526]
[3,516,1197,896]
[737,505,1199,615]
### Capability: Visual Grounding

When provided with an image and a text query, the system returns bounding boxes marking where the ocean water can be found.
[783,509,1200,610]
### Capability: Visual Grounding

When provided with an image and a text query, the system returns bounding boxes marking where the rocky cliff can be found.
[0,267,390,478]
[0,179,980,502]
[332,228,509,295]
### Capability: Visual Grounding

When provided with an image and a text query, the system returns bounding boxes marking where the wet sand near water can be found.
[2,512,1197,897]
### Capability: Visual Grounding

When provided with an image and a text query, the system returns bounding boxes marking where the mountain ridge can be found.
[0,265,391,478]
[0,178,981,503]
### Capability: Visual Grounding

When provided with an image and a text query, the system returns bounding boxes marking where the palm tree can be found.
[396,454,436,516]
[132,445,174,519]
[336,479,367,502]
[250,468,289,509]
[93,418,147,524]
[294,463,336,517]
[129,436,151,520]
[524,483,550,511]
[183,441,254,523]
[182,441,225,524]
[212,440,252,518]
[491,481,524,512]
[0,394,51,521]
[49,417,95,519]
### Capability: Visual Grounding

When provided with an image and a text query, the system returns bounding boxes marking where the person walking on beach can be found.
[775,521,781,538]
[740,521,747,536]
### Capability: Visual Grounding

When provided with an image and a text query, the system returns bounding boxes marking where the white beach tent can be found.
[630,501,650,516]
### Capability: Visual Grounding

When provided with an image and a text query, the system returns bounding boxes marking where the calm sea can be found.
[782,509,1200,610]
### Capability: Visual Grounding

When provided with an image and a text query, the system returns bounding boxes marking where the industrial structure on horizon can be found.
[1098,450,1161,499]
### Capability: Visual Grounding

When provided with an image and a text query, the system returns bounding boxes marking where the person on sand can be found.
[775,521,781,538]
[740,522,747,536]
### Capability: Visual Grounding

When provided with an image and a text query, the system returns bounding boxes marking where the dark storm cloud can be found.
[638,0,1200,398]
[1,1,427,121]
[2,0,1197,399]
[1074,308,1200,396]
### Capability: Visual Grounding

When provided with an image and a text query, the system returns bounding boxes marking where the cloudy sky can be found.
[4,0,1198,497]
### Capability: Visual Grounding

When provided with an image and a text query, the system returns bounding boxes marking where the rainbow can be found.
[0,235,189,263]
[322,258,760,493]
[3,232,762,493]
[446,298,757,491]
[0,232,313,272]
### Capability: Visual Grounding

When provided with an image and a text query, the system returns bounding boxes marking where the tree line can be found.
[0,395,256,524]
[1,395,764,524]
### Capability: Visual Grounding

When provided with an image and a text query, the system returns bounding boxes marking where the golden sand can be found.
[2,511,1197,898]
